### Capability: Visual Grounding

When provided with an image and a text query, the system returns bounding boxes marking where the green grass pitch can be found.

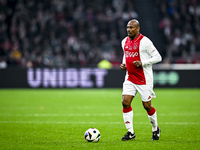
[0,89,200,150]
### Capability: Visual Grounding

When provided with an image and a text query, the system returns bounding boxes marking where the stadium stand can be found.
[157,0,200,64]
[0,0,199,68]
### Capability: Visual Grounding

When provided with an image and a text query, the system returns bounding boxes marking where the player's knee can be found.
[143,103,152,112]
[122,99,130,108]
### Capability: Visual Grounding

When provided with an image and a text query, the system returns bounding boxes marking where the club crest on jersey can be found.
[133,44,138,50]
[125,51,138,57]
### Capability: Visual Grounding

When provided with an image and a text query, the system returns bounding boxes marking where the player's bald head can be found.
[127,19,140,28]
[126,19,140,40]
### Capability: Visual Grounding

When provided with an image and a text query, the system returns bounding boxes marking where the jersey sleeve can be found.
[121,37,127,64]
[141,37,162,66]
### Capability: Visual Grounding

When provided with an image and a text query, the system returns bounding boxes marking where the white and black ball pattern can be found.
[84,128,101,142]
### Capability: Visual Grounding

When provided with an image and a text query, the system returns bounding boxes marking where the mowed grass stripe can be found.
[0,113,199,116]
[0,121,199,125]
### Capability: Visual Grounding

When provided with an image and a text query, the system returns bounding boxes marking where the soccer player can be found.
[120,19,162,141]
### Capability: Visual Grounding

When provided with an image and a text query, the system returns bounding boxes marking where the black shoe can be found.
[121,131,136,141]
[152,127,161,140]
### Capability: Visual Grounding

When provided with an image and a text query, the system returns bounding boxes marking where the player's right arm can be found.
[120,37,127,71]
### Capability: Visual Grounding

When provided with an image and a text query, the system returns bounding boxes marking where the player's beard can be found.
[128,32,139,40]
[127,32,133,39]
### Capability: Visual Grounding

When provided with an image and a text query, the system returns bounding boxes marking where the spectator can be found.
[0,0,139,68]
[158,0,200,64]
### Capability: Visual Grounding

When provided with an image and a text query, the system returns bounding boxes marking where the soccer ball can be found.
[84,128,101,142]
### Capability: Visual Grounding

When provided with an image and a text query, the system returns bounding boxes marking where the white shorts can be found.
[122,80,156,102]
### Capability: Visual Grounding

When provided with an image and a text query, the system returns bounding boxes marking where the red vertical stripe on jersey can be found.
[124,34,146,85]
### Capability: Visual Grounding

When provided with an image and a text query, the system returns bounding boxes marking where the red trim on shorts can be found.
[123,107,133,113]
[147,107,156,116]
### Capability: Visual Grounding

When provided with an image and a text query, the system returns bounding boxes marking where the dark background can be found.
[0,68,199,88]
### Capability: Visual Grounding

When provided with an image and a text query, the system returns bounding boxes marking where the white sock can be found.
[123,107,134,134]
[148,108,158,132]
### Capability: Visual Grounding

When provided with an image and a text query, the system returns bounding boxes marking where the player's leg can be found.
[137,84,161,140]
[143,100,161,140]
[121,95,135,140]
[122,95,134,133]
[142,101,158,132]
[121,80,136,140]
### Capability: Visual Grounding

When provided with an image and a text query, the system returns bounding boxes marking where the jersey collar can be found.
[128,33,142,43]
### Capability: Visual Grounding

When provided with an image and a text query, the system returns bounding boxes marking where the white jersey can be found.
[121,33,162,85]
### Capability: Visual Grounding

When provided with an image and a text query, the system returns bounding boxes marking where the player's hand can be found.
[120,64,126,70]
[133,61,142,68]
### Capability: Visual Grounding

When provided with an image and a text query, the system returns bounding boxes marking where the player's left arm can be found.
[141,38,162,66]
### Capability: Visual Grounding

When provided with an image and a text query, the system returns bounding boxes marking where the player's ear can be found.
[137,26,140,32]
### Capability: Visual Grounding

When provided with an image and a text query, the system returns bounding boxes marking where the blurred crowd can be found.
[158,0,200,64]
[0,0,138,68]
[0,0,199,69]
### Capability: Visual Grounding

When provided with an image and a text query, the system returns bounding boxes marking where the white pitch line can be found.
[0,113,199,117]
[0,121,199,125]
[0,113,117,117]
